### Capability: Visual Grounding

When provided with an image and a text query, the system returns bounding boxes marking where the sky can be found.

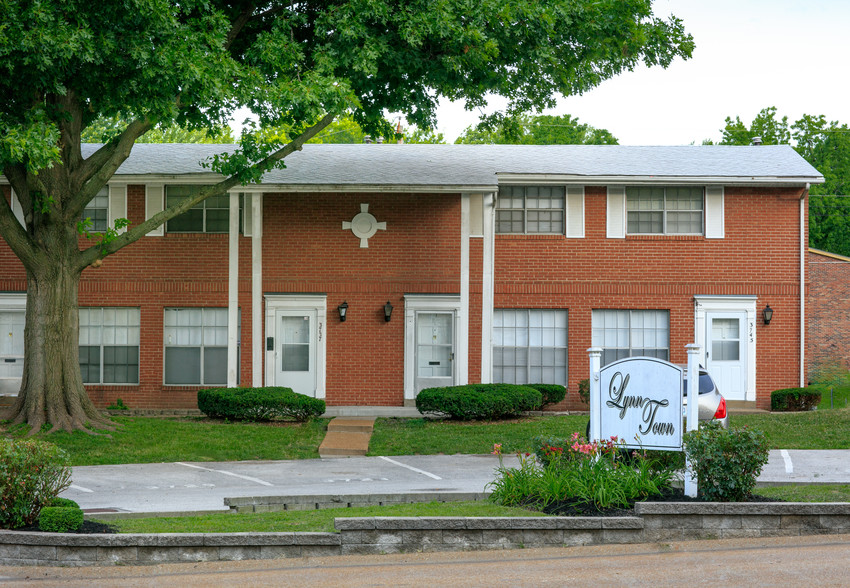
[434,0,850,145]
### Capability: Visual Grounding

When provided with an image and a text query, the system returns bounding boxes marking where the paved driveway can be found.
[62,450,850,514]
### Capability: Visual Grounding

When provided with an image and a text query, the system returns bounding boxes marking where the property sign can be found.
[597,357,683,451]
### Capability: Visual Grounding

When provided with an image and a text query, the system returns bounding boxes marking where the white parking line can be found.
[781,450,794,474]
[379,456,442,480]
[69,484,94,493]
[175,462,274,486]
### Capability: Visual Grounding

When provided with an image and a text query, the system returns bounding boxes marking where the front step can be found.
[319,417,375,457]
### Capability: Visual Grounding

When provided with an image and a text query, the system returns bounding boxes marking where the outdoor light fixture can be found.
[763,304,773,325]
[384,301,394,322]
[338,301,349,322]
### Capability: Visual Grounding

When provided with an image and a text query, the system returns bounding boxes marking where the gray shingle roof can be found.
[84,143,823,188]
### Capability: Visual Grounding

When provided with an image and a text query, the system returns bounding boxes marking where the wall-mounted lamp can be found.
[338,301,349,322]
[384,301,394,322]
[763,304,773,325]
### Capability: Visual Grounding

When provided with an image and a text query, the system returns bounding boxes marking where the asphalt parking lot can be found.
[62,450,850,514]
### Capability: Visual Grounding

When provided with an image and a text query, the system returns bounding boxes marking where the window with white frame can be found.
[81,186,109,233]
[163,308,231,385]
[626,187,704,235]
[496,186,565,234]
[165,186,236,233]
[493,309,568,385]
[79,307,140,384]
[591,310,669,366]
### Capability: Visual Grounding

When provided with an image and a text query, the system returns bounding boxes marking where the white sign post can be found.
[685,344,701,497]
[588,347,602,443]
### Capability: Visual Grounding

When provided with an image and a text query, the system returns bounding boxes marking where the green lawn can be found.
[97,484,850,534]
[1,416,328,466]
[99,501,545,534]
[732,408,850,450]
[817,385,850,410]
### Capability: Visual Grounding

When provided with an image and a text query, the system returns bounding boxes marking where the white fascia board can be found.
[110,176,496,193]
[495,174,824,187]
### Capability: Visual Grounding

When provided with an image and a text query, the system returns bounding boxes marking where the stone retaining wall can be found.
[2,503,849,566]
[225,492,490,513]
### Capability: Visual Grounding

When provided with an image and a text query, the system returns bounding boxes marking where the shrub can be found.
[415,384,542,420]
[527,383,566,409]
[577,378,590,405]
[682,422,770,502]
[198,387,325,422]
[38,506,84,533]
[0,439,72,529]
[47,497,80,509]
[771,387,822,411]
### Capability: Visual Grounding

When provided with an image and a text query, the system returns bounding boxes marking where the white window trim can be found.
[162,307,232,387]
[492,309,569,387]
[79,307,140,386]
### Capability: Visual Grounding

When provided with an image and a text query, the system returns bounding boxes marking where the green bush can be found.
[198,387,325,422]
[577,378,590,405]
[682,422,770,502]
[47,497,80,509]
[416,384,543,420]
[0,439,72,529]
[527,383,566,409]
[771,387,822,412]
[38,506,84,533]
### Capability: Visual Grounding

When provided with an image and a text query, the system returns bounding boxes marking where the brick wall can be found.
[806,249,850,381]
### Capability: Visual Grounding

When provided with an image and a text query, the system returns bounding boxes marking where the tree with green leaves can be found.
[455,113,618,145]
[81,116,234,144]
[0,0,692,433]
[716,107,850,256]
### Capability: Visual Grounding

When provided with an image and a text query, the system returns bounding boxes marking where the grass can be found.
[97,485,850,534]
[98,501,545,534]
[732,408,850,450]
[816,385,850,410]
[0,416,328,466]
[367,415,589,456]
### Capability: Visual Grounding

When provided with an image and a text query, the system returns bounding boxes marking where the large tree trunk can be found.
[7,234,114,434]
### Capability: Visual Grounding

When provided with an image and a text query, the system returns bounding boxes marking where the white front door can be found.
[273,310,318,396]
[415,311,456,392]
[0,306,26,396]
[706,312,747,401]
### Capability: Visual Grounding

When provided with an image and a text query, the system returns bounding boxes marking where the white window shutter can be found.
[606,186,626,238]
[565,186,585,238]
[145,185,164,236]
[705,186,724,239]
[10,188,25,227]
[108,184,128,234]
[241,193,252,237]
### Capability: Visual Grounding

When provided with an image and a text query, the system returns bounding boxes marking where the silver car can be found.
[683,367,729,429]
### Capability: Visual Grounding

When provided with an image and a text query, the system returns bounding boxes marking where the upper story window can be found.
[626,187,704,235]
[81,186,109,233]
[497,186,565,234]
[165,186,231,233]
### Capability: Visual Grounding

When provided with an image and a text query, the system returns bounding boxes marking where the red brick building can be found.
[1,144,823,410]
[806,248,850,381]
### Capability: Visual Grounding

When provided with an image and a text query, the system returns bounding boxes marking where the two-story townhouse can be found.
[1,144,823,410]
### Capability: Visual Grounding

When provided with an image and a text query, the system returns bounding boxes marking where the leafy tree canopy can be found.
[81,116,234,144]
[0,0,693,433]
[714,106,850,256]
[455,113,618,145]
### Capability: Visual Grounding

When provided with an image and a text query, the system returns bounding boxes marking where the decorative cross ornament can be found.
[342,203,386,248]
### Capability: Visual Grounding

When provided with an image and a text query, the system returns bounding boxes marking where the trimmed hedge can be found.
[771,387,822,412]
[527,383,566,409]
[415,384,543,420]
[47,497,80,509]
[197,387,326,422]
[38,506,84,533]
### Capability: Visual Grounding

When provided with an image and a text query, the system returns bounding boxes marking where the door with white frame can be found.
[404,295,461,400]
[0,295,26,396]
[265,296,326,398]
[705,311,748,401]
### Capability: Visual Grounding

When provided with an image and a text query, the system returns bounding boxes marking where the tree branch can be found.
[0,174,39,269]
[75,112,337,269]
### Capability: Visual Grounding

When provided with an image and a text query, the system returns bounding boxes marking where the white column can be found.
[227,191,239,387]
[480,192,495,383]
[588,347,602,442]
[251,192,263,387]
[685,343,701,497]
[459,193,470,385]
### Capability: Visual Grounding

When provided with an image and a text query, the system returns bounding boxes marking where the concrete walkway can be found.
[318,417,375,457]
